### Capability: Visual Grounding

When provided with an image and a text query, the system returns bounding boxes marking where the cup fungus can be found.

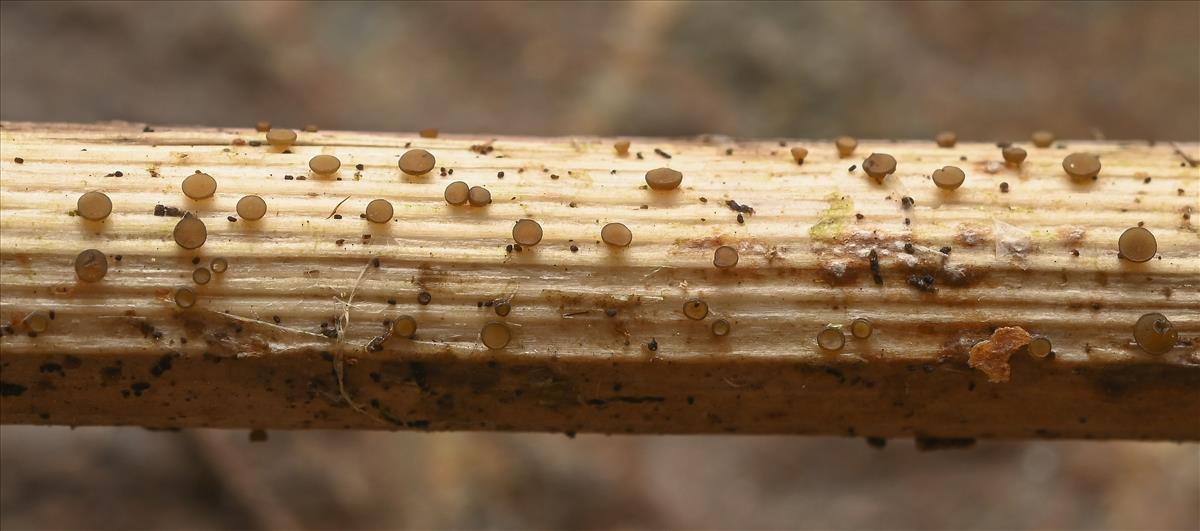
[77,191,113,221]
[645,168,683,191]
[1002,146,1027,165]
[1031,130,1055,148]
[817,325,846,351]
[932,166,965,190]
[419,128,439,138]
[444,181,470,205]
[862,153,897,182]
[480,321,511,350]
[512,219,543,246]
[850,318,873,339]
[790,147,809,164]
[255,121,271,132]
[74,249,108,282]
[835,136,858,157]
[713,245,739,268]
[711,319,731,337]
[236,195,267,221]
[614,140,631,156]
[1028,336,1052,358]
[174,287,197,309]
[265,129,297,149]
[683,299,709,320]
[1133,313,1176,355]
[24,312,50,333]
[1118,227,1157,262]
[192,267,211,285]
[467,186,492,207]
[309,154,341,175]
[181,172,217,200]
[210,257,228,274]
[1063,153,1101,180]
[601,223,632,247]
[935,131,957,148]
[495,302,512,317]
[173,215,207,250]
[365,199,394,224]
[391,316,417,339]
[399,149,436,176]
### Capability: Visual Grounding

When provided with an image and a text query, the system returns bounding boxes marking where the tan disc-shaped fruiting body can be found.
[467,186,491,207]
[419,128,438,138]
[480,321,511,350]
[645,168,683,191]
[512,219,543,246]
[181,172,217,200]
[494,302,512,317]
[1063,153,1101,180]
[255,121,271,132]
[192,267,211,285]
[309,154,340,175]
[1118,227,1157,263]
[444,181,469,205]
[391,316,417,339]
[24,312,50,333]
[365,199,394,224]
[399,149,436,176]
[1028,336,1053,358]
[74,249,108,282]
[1031,130,1055,148]
[713,246,738,269]
[236,195,267,221]
[601,223,632,247]
[265,129,297,149]
[790,147,808,164]
[1002,146,1027,165]
[932,166,966,190]
[850,318,873,339]
[77,191,113,221]
[862,153,896,182]
[1133,313,1177,355]
[174,287,197,309]
[682,299,709,321]
[835,136,857,157]
[614,140,631,156]
[173,215,207,250]
[935,131,957,148]
[817,325,845,351]
[210,257,228,274]
[711,319,731,337]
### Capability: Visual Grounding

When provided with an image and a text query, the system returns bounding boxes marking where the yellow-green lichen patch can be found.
[809,192,854,242]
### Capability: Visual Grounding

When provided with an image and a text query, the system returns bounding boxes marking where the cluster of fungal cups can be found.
[54,127,1175,355]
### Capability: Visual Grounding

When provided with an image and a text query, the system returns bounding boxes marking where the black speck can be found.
[653,148,672,159]
[866,437,887,449]
[999,182,1009,193]
[418,291,432,305]
[636,152,644,160]
[1,382,28,396]
[939,246,952,254]
[605,308,617,317]
[901,196,914,209]
[736,214,744,224]
[907,274,937,292]
[848,165,857,172]
[868,249,882,285]
[227,216,237,222]
[13,157,24,164]
[855,213,864,220]
[903,243,914,254]
[371,257,381,268]
[570,244,579,253]
[248,141,262,147]
[356,164,365,171]
[647,338,658,351]
[284,175,294,180]
[143,126,155,133]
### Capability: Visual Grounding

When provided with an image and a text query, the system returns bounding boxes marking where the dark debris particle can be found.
[903,243,914,254]
[284,175,294,180]
[907,273,937,292]
[901,196,914,209]
[1,382,28,396]
[130,382,151,397]
[653,148,672,159]
[736,214,744,224]
[855,213,864,220]
[371,257,381,268]
[848,165,857,172]
[915,436,976,451]
[248,140,262,147]
[725,148,733,155]
[387,298,396,305]
[605,308,617,317]
[570,244,579,252]
[647,338,658,351]
[866,437,887,449]
[356,163,365,171]
[636,152,644,160]
[333,214,342,220]
[14,157,25,164]
[940,246,952,254]
[1000,182,1010,193]
[725,200,755,215]
[498,171,504,178]
[868,249,883,285]
[143,126,155,133]
[418,291,432,305]
[272,315,281,324]
[153,204,183,217]
[227,216,237,222]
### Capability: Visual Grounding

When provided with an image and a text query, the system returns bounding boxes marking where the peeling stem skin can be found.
[0,121,1198,439]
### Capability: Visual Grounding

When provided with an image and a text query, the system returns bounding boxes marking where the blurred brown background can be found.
[1,1,1198,529]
